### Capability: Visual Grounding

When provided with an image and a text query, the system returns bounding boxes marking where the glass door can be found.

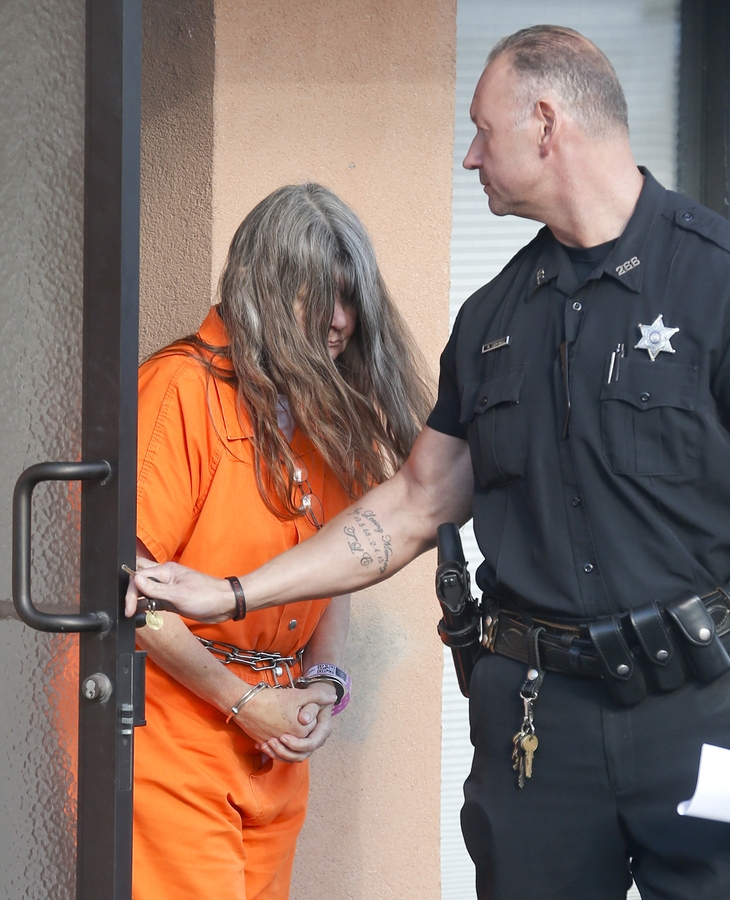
[0,1,142,896]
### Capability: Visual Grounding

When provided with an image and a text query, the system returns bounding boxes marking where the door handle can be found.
[12,460,113,632]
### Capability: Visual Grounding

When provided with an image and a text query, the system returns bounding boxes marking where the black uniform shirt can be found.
[428,170,730,618]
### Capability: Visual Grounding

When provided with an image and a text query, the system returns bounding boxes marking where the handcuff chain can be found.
[197,637,303,676]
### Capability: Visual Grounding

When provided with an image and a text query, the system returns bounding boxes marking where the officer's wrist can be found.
[225,575,246,620]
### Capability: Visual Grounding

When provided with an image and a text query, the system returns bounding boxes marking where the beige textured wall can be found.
[141,1,456,896]
[140,0,215,359]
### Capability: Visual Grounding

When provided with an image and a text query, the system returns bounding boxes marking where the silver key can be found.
[511,731,523,771]
[512,731,527,788]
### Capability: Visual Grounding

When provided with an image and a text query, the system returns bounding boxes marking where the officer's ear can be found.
[534,98,560,157]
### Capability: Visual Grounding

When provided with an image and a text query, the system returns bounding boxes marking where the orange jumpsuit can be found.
[132,307,351,900]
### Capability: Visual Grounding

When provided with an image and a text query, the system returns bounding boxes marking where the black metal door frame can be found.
[12,1,142,896]
[679,0,730,215]
[78,0,142,895]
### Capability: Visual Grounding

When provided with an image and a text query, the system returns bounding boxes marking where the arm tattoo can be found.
[343,507,393,575]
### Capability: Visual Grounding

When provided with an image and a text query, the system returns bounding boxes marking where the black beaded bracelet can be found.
[226,575,246,620]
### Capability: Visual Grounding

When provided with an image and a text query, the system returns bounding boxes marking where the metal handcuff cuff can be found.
[295,663,351,716]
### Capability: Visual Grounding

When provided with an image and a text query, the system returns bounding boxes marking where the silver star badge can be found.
[635,315,679,361]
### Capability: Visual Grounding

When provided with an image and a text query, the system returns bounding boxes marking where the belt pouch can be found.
[703,589,730,636]
[628,601,686,692]
[664,592,730,682]
[588,617,647,705]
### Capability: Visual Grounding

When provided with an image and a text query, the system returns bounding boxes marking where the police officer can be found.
[129,25,730,900]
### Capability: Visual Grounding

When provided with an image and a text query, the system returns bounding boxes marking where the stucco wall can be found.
[140,0,215,359]
[141,1,456,896]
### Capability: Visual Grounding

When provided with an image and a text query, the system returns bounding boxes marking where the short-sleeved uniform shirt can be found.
[428,169,730,619]
[137,306,352,692]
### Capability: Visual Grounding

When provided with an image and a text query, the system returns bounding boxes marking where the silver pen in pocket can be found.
[607,343,624,384]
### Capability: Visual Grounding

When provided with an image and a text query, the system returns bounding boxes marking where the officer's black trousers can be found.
[461,651,730,899]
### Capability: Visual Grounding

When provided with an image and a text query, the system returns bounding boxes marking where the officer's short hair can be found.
[488,25,629,139]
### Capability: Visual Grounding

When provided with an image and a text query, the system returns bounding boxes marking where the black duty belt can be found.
[485,586,730,706]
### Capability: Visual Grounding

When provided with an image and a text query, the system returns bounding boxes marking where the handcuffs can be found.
[295,663,351,715]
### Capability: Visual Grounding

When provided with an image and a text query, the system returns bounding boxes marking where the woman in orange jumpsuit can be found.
[131,183,432,900]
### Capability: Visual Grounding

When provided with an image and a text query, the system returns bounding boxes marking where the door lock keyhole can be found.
[83,673,112,702]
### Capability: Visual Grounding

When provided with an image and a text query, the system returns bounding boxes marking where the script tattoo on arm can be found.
[343,507,393,575]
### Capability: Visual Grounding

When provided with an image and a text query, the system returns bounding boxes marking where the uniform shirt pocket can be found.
[460,365,527,488]
[600,360,698,476]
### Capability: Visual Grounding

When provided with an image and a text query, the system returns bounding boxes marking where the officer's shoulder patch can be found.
[673,205,730,254]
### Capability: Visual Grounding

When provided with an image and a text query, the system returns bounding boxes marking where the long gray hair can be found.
[209,183,433,515]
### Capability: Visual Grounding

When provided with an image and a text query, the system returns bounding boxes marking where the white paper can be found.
[677,743,730,823]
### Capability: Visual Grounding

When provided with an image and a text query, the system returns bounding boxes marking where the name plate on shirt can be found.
[481,335,511,354]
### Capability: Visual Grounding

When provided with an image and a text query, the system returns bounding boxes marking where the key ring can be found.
[122,564,164,630]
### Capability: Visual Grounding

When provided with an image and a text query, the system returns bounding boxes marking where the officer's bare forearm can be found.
[243,492,422,610]
[241,429,473,612]
[128,429,473,621]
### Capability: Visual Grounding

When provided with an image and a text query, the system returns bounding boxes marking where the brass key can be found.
[520,732,538,779]
[145,609,164,630]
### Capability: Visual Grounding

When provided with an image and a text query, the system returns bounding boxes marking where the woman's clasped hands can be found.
[231,679,338,764]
